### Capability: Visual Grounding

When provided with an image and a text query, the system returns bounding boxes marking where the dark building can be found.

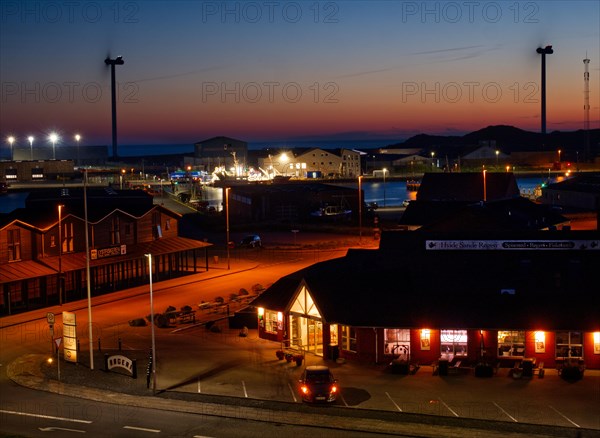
[0,188,212,315]
[252,229,600,370]
[193,136,248,173]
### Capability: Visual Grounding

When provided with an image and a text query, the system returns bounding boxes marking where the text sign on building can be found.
[91,244,127,260]
[426,240,599,251]
[107,355,134,375]
[62,311,77,363]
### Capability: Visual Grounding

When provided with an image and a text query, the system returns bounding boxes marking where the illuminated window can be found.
[329,324,338,345]
[341,326,357,352]
[110,217,120,245]
[384,329,410,358]
[497,330,526,357]
[440,330,468,356]
[263,310,279,334]
[556,331,583,359]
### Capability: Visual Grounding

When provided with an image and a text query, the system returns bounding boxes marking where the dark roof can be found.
[253,230,600,331]
[402,197,569,231]
[417,172,520,202]
[194,136,247,145]
[545,173,600,194]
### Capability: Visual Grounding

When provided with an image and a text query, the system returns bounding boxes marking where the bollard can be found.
[98,337,102,352]
[104,353,108,371]
[132,359,137,379]
[77,339,80,352]
[118,337,122,351]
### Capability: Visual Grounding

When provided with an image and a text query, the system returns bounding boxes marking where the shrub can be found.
[129,318,147,327]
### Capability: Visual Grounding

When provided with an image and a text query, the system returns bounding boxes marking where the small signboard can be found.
[46,312,55,324]
[91,244,127,260]
[62,311,77,363]
[54,337,62,348]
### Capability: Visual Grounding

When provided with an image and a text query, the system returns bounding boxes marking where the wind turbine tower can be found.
[583,55,590,161]
[536,45,553,136]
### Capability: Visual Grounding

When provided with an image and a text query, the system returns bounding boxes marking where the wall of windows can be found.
[384,328,410,359]
[498,330,526,357]
[440,329,468,356]
[556,331,583,359]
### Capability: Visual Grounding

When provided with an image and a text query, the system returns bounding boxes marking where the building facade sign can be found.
[91,244,127,260]
[426,240,599,251]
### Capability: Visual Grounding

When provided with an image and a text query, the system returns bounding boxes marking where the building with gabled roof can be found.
[251,229,600,370]
[0,188,212,315]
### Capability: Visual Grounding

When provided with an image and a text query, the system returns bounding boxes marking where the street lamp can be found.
[557,149,561,163]
[382,168,387,207]
[49,132,58,160]
[58,204,64,305]
[495,150,499,169]
[430,152,435,168]
[28,136,34,160]
[145,253,157,394]
[7,136,15,160]
[225,187,231,270]
[75,134,81,166]
[482,169,487,202]
[358,175,363,243]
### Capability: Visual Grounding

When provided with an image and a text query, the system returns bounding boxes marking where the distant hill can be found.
[389,125,599,156]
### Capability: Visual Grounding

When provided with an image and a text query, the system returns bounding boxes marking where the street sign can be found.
[46,312,55,324]
[54,337,62,348]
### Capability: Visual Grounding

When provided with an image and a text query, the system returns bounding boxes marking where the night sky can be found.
[1,1,599,147]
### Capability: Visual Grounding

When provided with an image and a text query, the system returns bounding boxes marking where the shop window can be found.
[384,329,410,358]
[341,325,357,352]
[497,330,525,357]
[556,331,583,359]
[8,229,21,261]
[63,222,74,253]
[440,329,468,356]
[330,324,338,345]
[264,310,278,334]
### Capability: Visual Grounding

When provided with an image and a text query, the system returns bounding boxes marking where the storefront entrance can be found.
[288,285,323,356]
[289,315,323,356]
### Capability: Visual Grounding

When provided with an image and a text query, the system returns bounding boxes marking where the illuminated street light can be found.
[482,169,487,202]
[49,133,59,160]
[75,134,81,166]
[495,150,499,169]
[557,149,562,163]
[145,253,157,394]
[28,136,34,160]
[7,136,15,160]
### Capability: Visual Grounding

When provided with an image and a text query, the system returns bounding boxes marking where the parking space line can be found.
[123,426,160,433]
[197,378,201,393]
[493,402,518,422]
[242,380,248,398]
[438,398,459,417]
[340,394,349,407]
[288,383,298,402]
[385,392,403,412]
[548,405,580,428]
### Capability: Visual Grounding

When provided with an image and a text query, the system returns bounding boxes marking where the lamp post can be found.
[83,169,94,370]
[482,169,487,202]
[58,204,63,305]
[536,45,553,135]
[557,149,561,163]
[431,152,435,168]
[358,175,363,243]
[49,133,58,160]
[145,253,157,394]
[75,134,81,167]
[382,168,387,207]
[7,136,15,160]
[28,136,34,160]
[495,150,499,170]
[225,187,231,270]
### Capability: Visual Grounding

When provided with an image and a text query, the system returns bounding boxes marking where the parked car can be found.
[239,234,262,248]
[298,365,338,403]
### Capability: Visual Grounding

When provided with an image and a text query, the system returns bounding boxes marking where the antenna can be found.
[583,54,591,161]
